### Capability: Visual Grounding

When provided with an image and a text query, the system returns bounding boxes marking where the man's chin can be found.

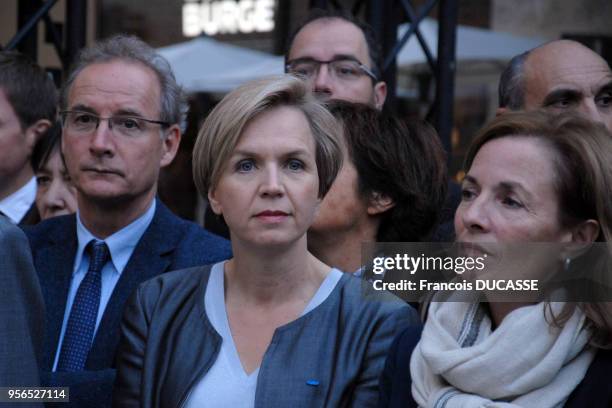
[78,188,133,207]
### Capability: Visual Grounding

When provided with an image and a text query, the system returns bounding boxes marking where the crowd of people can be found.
[1,8,611,408]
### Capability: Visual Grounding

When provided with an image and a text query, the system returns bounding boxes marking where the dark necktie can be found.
[57,240,110,371]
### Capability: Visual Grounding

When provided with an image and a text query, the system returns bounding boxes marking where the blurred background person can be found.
[31,121,77,220]
[498,39,612,131]
[287,10,458,242]
[114,76,418,407]
[0,215,45,408]
[308,101,447,274]
[380,111,612,407]
[0,51,57,225]
[0,214,44,408]
[285,9,387,108]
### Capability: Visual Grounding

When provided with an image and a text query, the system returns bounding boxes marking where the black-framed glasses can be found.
[60,110,170,138]
[286,57,378,82]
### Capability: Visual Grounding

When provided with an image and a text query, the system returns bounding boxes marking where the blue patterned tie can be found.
[57,240,109,371]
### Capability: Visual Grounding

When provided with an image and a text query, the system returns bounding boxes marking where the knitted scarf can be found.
[411,301,595,408]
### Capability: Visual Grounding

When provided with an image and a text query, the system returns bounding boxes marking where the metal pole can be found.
[65,0,87,69]
[274,0,291,54]
[367,0,397,111]
[7,0,58,53]
[43,13,67,68]
[434,0,457,156]
[309,0,328,9]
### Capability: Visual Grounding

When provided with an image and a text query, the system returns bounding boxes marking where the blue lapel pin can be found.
[306,379,320,387]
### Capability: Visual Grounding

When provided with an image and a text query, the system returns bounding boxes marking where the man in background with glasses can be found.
[286,9,387,110]
[282,10,455,276]
[24,35,230,407]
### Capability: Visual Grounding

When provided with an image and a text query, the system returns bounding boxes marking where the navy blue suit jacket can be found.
[378,325,422,408]
[23,200,231,407]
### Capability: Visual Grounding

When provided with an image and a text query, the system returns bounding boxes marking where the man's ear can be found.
[207,188,222,216]
[160,125,181,168]
[24,119,52,152]
[373,81,387,110]
[367,192,395,215]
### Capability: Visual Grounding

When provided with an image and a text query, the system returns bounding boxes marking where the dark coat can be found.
[23,201,231,407]
[565,347,612,408]
[378,325,421,408]
[19,202,40,226]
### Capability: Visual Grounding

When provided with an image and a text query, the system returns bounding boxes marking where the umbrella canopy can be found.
[159,21,546,94]
[158,36,283,93]
[397,18,547,67]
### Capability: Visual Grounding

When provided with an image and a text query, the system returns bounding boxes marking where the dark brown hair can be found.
[328,101,447,242]
[0,51,57,128]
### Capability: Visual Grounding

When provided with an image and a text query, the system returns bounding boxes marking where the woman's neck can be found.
[225,236,330,306]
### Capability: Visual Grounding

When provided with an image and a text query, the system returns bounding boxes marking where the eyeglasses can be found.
[286,57,378,82]
[60,110,170,138]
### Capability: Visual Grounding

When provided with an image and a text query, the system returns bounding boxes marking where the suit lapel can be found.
[18,203,40,226]
[36,216,77,370]
[86,201,183,369]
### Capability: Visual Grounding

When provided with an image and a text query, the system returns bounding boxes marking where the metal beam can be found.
[367,0,398,110]
[65,0,88,69]
[383,0,438,72]
[434,0,458,156]
[43,13,67,68]
[7,0,59,53]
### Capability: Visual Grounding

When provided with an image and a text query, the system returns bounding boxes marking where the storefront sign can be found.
[183,0,275,37]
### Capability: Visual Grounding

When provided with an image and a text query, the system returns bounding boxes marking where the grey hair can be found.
[498,50,530,110]
[60,35,188,132]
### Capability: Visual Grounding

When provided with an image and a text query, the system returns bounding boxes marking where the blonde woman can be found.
[114,76,418,408]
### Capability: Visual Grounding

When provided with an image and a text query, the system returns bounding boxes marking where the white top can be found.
[183,261,343,408]
[0,177,36,223]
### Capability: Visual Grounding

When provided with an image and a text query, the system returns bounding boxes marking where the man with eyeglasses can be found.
[286,9,387,109]
[282,10,456,278]
[24,35,230,408]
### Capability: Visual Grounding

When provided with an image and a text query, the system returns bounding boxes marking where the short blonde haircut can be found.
[193,75,342,198]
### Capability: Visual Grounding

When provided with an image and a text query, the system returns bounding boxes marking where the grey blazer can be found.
[113,265,419,407]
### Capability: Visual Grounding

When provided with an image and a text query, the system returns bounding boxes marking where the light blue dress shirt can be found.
[52,200,156,371]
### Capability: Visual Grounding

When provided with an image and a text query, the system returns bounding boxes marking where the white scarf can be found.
[411,301,595,408]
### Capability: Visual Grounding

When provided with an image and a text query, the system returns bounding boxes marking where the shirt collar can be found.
[0,177,36,224]
[74,199,157,275]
